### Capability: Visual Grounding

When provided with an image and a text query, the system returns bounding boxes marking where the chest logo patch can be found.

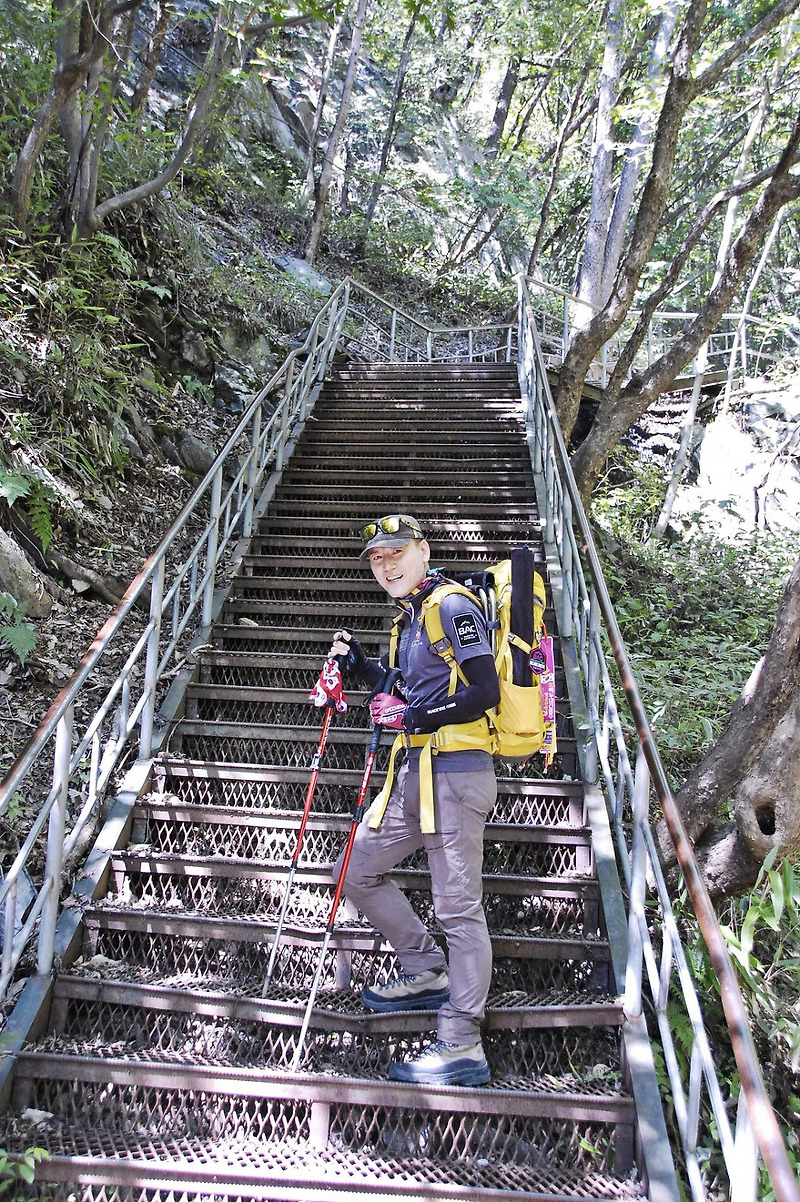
[452,611,481,649]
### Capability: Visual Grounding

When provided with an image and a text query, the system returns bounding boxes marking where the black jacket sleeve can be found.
[403,654,500,733]
[344,636,388,692]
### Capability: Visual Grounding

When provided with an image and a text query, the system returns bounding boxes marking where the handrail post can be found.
[139,556,165,758]
[623,751,649,1019]
[202,471,223,629]
[243,404,262,539]
[562,295,569,362]
[560,492,573,637]
[426,330,433,362]
[2,879,18,986]
[37,707,73,976]
[389,310,397,362]
[278,362,295,470]
[468,328,473,362]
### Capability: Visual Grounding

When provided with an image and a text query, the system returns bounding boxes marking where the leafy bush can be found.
[592,461,799,783]
[0,1145,49,1196]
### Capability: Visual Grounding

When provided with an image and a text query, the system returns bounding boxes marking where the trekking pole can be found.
[290,667,400,1072]
[262,656,346,998]
[262,702,336,997]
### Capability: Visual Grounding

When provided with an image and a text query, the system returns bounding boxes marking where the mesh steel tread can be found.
[129,804,592,877]
[10,1051,636,1117]
[2,1135,645,1200]
[79,907,612,978]
[77,913,612,1002]
[164,728,577,779]
[150,760,586,826]
[106,852,601,901]
[31,998,625,1088]
[51,978,623,1034]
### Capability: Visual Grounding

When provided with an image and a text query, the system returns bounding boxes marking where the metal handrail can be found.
[525,277,798,384]
[518,275,799,1202]
[0,277,351,995]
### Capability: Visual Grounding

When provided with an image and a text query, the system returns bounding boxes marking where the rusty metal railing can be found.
[518,275,799,1202]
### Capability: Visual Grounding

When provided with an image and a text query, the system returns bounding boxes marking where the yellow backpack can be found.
[388,546,557,766]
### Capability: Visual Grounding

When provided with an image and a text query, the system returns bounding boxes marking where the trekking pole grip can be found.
[368,666,401,753]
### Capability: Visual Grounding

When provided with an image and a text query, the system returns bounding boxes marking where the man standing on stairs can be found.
[327,513,500,1086]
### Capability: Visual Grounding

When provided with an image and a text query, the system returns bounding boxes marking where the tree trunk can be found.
[78,7,232,237]
[553,0,800,445]
[527,66,590,277]
[303,0,369,265]
[570,116,800,502]
[650,349,704,539]
[483,56,519,161]
[574,0,624,314]
[657,554,800,899]
[600,0,680,301]
[554,0,706,441]
[11,0,139,230]
[130,0,173,114]
[302,7,348,202]
[362,0,421,229]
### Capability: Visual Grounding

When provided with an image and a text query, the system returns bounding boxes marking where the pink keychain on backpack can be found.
[529,633,556,767]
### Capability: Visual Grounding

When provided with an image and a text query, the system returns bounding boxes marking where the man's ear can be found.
[419,538,431,566]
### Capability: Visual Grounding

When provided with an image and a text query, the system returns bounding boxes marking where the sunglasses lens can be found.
[361,515,422,543]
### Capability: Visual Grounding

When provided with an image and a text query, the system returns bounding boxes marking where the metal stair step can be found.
[5,1052,642,1199]
[77,908,613,1000]
[50,976,624,1038]
[40,983,624,1083]
[167,722,578,777]
[130,800,593,877]
[152,759,587,828]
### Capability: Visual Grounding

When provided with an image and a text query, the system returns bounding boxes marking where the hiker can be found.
[327,513,500,1086]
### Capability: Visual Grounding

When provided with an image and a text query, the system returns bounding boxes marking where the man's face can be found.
[368,539,431,599]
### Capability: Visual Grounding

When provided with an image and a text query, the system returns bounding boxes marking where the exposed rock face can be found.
[674,378,800,536]
[274,254,332,296]
[0,529,54,619]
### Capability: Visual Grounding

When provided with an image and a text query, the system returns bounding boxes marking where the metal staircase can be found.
[0,281,796,1202]
[0,362,663,1199]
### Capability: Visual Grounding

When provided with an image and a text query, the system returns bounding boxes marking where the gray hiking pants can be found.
[333,755,497,1045]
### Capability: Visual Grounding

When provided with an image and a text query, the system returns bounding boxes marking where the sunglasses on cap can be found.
[360,515,424,542]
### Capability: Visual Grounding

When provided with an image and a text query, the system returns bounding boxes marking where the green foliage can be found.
[0,593,36,665]
[673,855,800,1199]
[593,455,799,782]
[0,1146,49,1196]
[0,467,55,553]
[722,850,800,1076]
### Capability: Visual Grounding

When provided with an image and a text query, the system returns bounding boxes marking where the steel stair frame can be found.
[0,280,794,1202]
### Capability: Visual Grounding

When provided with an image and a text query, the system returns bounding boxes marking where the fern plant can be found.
[0,466,55,553]
[0,593,36,664]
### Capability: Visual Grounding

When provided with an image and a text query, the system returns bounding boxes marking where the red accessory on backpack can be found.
[309,657,348,712]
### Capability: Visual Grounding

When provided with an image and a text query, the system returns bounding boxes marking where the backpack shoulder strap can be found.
[388,612,404,668]
[421,582,481,695]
